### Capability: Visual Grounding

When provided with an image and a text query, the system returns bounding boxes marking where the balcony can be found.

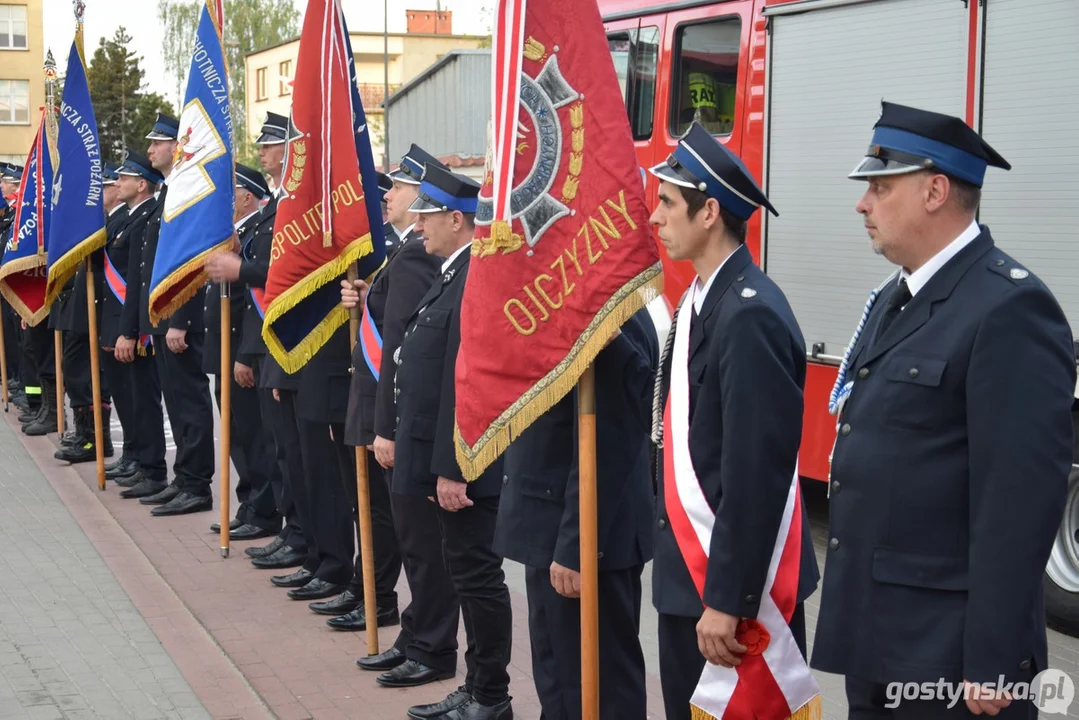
[357,83,400,111]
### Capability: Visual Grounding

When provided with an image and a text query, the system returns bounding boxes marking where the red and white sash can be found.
[662,288,821,720]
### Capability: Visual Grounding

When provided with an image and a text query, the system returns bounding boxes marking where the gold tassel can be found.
[43,229,107,308]
[689,694,822,720]
[454,263,663,481]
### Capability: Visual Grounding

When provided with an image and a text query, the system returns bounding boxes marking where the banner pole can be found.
[219,281,231,557]
[54,329,64,436]
[85,260,105,490]
[347,264,379,656]
[0,299,8,410]
[578,363,599,720]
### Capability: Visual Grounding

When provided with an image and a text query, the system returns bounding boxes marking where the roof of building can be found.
[384,49,491,108]
[246,32,488,58]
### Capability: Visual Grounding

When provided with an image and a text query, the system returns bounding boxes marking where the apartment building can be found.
[0,0,44,164]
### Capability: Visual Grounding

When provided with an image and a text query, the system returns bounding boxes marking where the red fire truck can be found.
[598,0,1079,632]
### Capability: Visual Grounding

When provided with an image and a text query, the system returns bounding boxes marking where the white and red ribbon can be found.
[490,0,527,222]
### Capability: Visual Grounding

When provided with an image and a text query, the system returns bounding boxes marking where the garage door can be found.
[979,0,1079,335]
[763,0,967,357]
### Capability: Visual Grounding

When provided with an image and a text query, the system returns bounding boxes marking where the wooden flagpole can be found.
[347,264,379,656]
[0,300,9,410]
[219,282,231,557]
[578,364,599,720]
[85,261,105,490]
[54,330,64,435]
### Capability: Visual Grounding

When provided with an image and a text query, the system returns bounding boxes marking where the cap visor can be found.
[390,170,421,185]
[648,162,701,191]
[145,132,175,140]
[255,134,286,145]
[408,196,447,213]
[848,156,925,179]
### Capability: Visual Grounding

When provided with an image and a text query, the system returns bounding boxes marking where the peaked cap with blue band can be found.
[119,148,164,185]
[255,111,289,145]
[102,161,121,186]
[235,163,270,199]
[376,171,393,201]
[849,101,1010,187]
[2,163,23,182]
[391,143,448,186]
[145,112,179,141]
[409,164,479,215]
[649,122,776,220]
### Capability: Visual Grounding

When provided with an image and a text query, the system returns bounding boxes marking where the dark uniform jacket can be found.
[112,198,158,344]
[295,315,352,425]
[653,244,820,619]
[811,227,1076,687]
[344,229,440,447]
[202,210,261,374]
[237,194,278,365]
[393,248,503,498]
[135,185,205,337]
[495,308,658,572]
[50,206,127,334]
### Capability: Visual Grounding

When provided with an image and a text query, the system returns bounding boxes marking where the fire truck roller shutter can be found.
[977,0,1079,637]
[761,0,967,358]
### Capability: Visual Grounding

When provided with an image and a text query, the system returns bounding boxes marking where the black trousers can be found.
[101,351,135,457]
[392,491,459,673]
[436,495,511,705]
[154,332,214,495]
[295,419,354,584]
[213,370,280,531]
[3,303,20,380]
[61,331,98,407]
[268,389,311,560]
[845,676,1038,719]
[658,604,807,720]
[525,564,647,720]
[25,322,54,386]
[127,349,166,482]
[342,449,401,609]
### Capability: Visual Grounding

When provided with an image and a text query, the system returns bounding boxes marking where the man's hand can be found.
[165,328,188,354]
[550,562,581,599]
[234,362,255,389]
[373,435,395,468]
[272,388,280,402]
[340,278,369,310]
[114,336,136,363]
[696,607,746,668]
[436,477,473,512]
[964,680,1013,716]
[206,251,242,282]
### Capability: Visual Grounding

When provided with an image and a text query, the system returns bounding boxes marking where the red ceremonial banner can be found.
[453,0,663,480]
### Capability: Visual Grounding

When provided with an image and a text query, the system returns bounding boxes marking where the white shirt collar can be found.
[235,210,260,231]
[692,249,737,314]
[129,197,152,213]
[107,204,125,217]
[392,222,415,240]
[441,242,472,274]
[902,220,981,296]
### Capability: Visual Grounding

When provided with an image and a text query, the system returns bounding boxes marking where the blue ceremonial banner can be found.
[148,0,234,325]
[0,110,54,325]
[45,37,106,306]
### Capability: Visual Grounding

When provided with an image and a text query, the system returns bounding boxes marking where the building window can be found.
[671,17,742,137]
[256,67,267,101]
[278,60,292,96]
[0,5,28,50]
[608,26,659,140]
[0,79,29,124]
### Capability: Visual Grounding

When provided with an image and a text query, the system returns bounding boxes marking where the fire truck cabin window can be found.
[672,18,742,137]
[607,26,659,140]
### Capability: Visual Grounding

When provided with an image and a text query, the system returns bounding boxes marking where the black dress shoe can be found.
[113,471,146,489]
[250,545,305,569]
[270,568,313,588]
[139,484,181,505]
[309,590,360,616]
[245,536,285,558]
[209,517,243,533]
[356,646,405,672]
[439,698,512,720]
[104,455,128,473]
[407,686,472,719]
[119,479,167,499]
[287,579,346,601]
[376,660,454,688]
[105,458,138,480]
[326,605,400,631]
[150,492,212,516]
[230,524,278,541]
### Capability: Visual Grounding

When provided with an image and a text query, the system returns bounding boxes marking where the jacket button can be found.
[829,537,840,551]
[658,517,667,530]
[745,594,757,604]
[909,367,919,378]
[544,489,552,496]
[996,259,1005,266]
[502,474,508,486]
[830,480,840,494]
[348,367,353,375]
[1019,659,1031,671]
[840,423,851,436]
[857,367,869,379]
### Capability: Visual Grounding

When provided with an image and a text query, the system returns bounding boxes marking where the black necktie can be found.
[874,278,912,343]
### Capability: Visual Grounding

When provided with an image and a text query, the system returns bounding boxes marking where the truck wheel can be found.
[1046,465,1079,637]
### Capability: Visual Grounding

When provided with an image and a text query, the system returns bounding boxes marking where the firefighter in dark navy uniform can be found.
[811,102,1076,719]
[109,149,169,499]
[648,122,819,720]
[387,164,511,720]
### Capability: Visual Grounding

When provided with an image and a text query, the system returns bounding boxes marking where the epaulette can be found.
[987,255,1031,284]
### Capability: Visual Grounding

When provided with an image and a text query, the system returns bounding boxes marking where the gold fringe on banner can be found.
[260,234,377,374]
[690,694,823,720]
[0,255,50,326]
[146,237,233,326]
[44,228,107,307]
[454,261,663,481]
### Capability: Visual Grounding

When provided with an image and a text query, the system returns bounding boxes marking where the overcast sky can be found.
[42,0,492,105]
